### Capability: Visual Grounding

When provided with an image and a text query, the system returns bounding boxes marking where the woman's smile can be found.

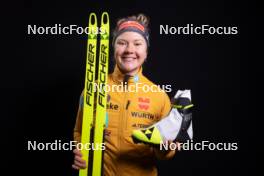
[114,32,147,75]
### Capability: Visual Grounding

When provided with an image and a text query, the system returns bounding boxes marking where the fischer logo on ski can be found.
[79,12,109,176]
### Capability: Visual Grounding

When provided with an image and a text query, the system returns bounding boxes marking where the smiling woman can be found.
[72,14,176,176]
[114,32,147,75]
[112,14,149,75]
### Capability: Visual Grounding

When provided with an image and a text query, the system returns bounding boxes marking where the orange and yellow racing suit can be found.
[74,65,175,176]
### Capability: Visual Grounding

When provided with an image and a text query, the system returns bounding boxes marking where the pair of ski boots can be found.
[132,90,193,145]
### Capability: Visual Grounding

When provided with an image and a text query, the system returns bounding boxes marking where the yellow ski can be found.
[92,12,109,176]
[79,12,109,176]
[79,13,97,176]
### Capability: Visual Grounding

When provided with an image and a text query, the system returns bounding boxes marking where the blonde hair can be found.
[116,14,149,28]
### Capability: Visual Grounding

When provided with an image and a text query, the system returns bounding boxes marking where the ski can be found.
[92,12,109,176]
[79,12,109,176]
[79,12,98,176]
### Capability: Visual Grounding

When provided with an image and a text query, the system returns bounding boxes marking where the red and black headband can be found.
[112,20,150,47]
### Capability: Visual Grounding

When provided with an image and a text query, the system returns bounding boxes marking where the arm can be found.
[72,92,87,170]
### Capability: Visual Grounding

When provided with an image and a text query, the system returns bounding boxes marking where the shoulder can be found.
[139,75,170,109]
[141,75,170,97]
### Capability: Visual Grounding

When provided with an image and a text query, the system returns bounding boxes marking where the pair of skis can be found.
[80,12,109,176]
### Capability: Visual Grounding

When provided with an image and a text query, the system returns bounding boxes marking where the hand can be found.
[159,140,176,151]
[72,149,87,170]
[166,140,182,151]
[152,140,178,160]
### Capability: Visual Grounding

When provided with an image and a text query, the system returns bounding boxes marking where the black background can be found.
[4,0,257,175]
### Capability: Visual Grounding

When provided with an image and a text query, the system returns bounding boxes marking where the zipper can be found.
[118,91,127,152]
[117,76,131,175]
[126,100,130,110]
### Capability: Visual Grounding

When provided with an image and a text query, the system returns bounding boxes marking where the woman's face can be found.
[114,31,147,75]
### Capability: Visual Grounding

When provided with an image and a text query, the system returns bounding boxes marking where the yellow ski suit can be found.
[74,66,175,176]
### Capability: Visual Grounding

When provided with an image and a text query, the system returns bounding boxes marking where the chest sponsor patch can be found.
[107,102,119,111]
[138,97,150,110]
[132,123,150,128]
[131,111,155,120]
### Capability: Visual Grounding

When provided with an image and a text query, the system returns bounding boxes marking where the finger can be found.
[73,149,82,156]
[75,155,86,163]
[72,164,80,170]
[74,159,86,168]
[167,140,173,145]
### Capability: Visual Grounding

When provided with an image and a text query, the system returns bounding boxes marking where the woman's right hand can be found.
[72,149,87,170]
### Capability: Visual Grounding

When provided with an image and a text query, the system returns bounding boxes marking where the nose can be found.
[125,43,135,53]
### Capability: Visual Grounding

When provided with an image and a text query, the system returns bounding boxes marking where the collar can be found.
[111,65,143,84]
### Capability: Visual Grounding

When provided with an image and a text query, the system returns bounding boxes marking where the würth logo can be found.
[138,97,150,110]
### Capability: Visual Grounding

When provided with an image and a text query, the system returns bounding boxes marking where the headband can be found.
[112,20,150,47]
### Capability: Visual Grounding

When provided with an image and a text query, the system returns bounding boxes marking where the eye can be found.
[117,40,126,46]
[135,42,142,46]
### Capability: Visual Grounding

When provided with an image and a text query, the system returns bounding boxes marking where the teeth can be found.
[122,57,133,58]
[122,57,135,60]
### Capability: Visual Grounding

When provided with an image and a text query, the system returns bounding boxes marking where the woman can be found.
[72,14,175,176]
